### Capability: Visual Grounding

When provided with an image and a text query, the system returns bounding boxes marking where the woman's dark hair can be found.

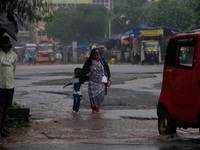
[0,35,10,43]
[0,35,11,48]
[88,48,101,61]
[74,67,82,75]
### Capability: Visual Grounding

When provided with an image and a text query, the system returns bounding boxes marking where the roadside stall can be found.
[74,45,90,63]
[140,29,163,64]
[131,25,182,64]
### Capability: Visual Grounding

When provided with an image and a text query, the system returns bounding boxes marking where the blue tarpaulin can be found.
[123,29,134,36]
[122,24,154,38]
[110,24,182,40]
[110,35,118,39]
[134,30,140,38]
[123,30,140,40]
[75,45,90,53]
[75,45,90,49]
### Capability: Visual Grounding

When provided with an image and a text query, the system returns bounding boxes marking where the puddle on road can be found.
[11,70,200,149]
[36,112,200,150]
[121,116,157,120]
[41,91,70,96]
[154,132,200,149]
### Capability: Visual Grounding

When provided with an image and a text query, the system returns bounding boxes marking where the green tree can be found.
[45,5,108,45]
[112,4,128,35]
[0,0,53,25]
[190,0,200,30]
[112,0,195,34]
[112,0,147,35]
[142,0,192,31]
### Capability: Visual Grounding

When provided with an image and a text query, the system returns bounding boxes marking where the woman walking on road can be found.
[80,48,111,113]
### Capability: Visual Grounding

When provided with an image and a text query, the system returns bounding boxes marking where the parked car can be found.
[157,29,200,135]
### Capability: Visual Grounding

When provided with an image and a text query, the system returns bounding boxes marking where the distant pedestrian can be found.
[32,51,37,65]
[48,52,51,64]
[24,52,28,64]
[27,51,32,65]
[0,35,17,137]
[63,68,83,114]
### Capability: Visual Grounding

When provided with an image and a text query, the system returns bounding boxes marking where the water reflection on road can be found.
[1,137,200,150]
[37,111,200,150]
[1,110,200,150]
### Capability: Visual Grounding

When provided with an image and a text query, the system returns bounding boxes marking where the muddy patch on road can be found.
[31,73,158,85]
[25,72,161,110]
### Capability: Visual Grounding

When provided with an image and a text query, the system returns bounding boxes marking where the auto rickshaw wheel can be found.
[158,109,176,135]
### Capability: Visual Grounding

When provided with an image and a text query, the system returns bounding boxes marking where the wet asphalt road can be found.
[0,64,200,150]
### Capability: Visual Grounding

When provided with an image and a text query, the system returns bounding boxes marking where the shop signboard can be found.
[140,29,163,37]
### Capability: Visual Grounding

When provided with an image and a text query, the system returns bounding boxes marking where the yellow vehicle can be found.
[179,47,187,63]
[36,41,55,63]
[142,41,159,65]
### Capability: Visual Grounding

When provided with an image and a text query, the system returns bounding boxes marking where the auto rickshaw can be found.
[179,47,187,63]
[141,41,160,65]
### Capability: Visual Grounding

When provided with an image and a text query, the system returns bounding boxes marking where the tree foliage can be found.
[0,0,53,25]
[142,0,193,31]
[190,0,200,30]
[112,0,199,35]
[45,4,108,45]
[112,0,147,35]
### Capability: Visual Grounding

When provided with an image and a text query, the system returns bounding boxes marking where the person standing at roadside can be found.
[48,52,51,64]
[27,51,33,65]
[80,48,111,113]
[32,51,37,65]
[63,68,83,114]
[0,35,17,137]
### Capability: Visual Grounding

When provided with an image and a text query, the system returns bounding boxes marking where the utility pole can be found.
[109,0,112,38]
[129,21,131,50]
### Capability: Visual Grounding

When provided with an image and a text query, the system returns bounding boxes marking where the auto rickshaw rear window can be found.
[177,37,197,69]
[165,37,197,68]
[177,37,197,46]
[178,46,195,68]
